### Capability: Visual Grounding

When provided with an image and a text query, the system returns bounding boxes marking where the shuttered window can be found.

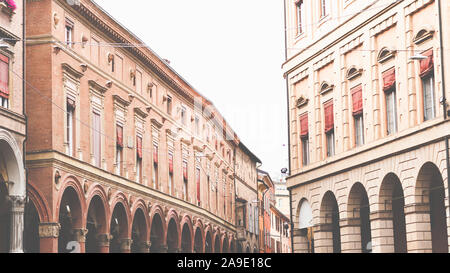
[351,85,363,116]
[324,100,334,133]
[0,54,9,105]
[92,111,101,167]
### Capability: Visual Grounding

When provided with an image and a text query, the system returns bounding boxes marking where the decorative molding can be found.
[370,14,398,37]
[150,118,163,129]
[313,52,334,71]
[377,48,397,64]
[340,34,364,55]
[319,82,334,95]
[413,28,435,45]
[290,68,309,84]
[62,63,84,79]
[134,107,148,119]
[88,80,108,94]
[346,67,363,81]
[404,0,434,17]
[296,96,309,108]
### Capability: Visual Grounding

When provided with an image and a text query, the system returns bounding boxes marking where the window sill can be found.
[0,2,15,19]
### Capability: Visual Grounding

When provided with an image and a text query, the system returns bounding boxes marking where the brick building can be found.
[0,0,26,253]
[283,0,450,253]
[270,205,291,253]
[23,0,259,253]
[235,143,261,253]
[257,169,274,253]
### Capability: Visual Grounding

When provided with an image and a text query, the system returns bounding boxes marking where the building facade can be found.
[283,0,450,253]
[0,0,27,253]
[257,170,274,253]
[235,143,260,253]
[270,205,291,253]
[23,0,258,253]
[273,176,290,217]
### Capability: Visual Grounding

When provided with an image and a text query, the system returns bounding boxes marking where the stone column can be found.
[370,210,394,253]
[292,229,310,253]
[38,223,61,253]
[404,203,432,253]
[72,228,88,253]
[340,218,362,253]
[160,244,168,253]
[138,241,151,253]
[120,238,132,253]
[313,224,333,253]
[8,195,26,253]
[96,234,111,253]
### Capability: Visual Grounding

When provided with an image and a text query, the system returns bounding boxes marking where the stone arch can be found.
[414,162,448,253]
[296,198,314,253]
[131,207,149,253]
[213,229,221,253]
[180,215,194,253]
[166,209,180,253]
[413,28,434,44]
[245,243,250,253]
[109,194,131,253]
[378,173,407,253]
[221,233,229,253]
[194,226,204,253]
[229,238,236,253]
[149,208,166,253]
[26,181,51,223]
[319,191,341,253]
[346,182,372,253]
[85,191,109,253]
[56,180,86,253]
[204,224,213,253]
[0,130,25,197]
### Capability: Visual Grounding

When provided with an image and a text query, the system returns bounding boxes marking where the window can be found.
[92,111,101,167]
[207,174,211,210]
[420,49,435,121]
[65,19,74,47]
[295,0,304,35]
[0,54,10,109]
[195,116,200,136]
[351,85,364,147]
[66,98,76,156]
[320,0,329,18]
[300,113,309,166]
[136,136,143,183]
[181,106,187,125]
[116,125,123,176]
[167,95,172,115]
[324,100,335,157]
[153,145,159,189]
[196,168,201,206]
[383,68,397,135]
[183,161,188,201]
[168,153,174,194]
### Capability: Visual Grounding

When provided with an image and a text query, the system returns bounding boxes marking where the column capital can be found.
[72,228,88,243]
[39,223,61,238]
[120,238,133,252]
[96,234,111,247]
[7,195,26,212]
[160,244,168,253]
[139,241,151,253]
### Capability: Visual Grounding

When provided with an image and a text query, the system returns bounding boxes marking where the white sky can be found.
[95,0,288,179]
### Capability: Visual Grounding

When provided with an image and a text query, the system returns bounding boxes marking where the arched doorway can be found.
[214,233,221,253]
[194,228,203,253]
[149,213,164,253]
[181,223,192,253]
[0,181,10,252]
[416,163,448,253]
[167,218,179,253]
[320,191,341,253]
[58,187,83,253]
[245,245,250,253]
[222,236,229,253]
[205,231,212,253]
[298,199,314,253]
[85,196,107,253]
[24,200,40,253]
[380,173,407,253]
[131,208,148,253]
[109,203,129,253]
[347,183,372,253]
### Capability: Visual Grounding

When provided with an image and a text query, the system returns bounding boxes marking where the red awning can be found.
[420,49,434,77]
[168,154,173,173]
[324,100,334,133]
[382,68,396,91]
[300,114,308,137]
[351,85,363,116]
[0,54,9,99]
[116,126,123,148]
[153,145,158,164]
[136,136,142,159]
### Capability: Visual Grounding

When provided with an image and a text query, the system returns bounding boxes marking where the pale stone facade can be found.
[283,0,450,253]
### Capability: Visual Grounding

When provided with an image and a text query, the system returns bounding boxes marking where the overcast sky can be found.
[95,0,288,179]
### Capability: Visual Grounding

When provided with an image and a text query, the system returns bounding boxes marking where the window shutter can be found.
[116,126,123,148]
[183,161,188,181]
[136,136,142,159]
[0,54,9,98]
[153,145,158,164]
[324,100,334,133]
[382,68,396,91]
[420,49,434,77]
[168,153,173,174]
[351,85,363,116]
[300,114,309,137]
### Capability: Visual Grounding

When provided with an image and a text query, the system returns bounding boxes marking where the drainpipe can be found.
[437,0,450,216]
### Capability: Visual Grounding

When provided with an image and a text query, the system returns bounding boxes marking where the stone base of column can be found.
[120,238,133,253]
[138,241,151,253]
